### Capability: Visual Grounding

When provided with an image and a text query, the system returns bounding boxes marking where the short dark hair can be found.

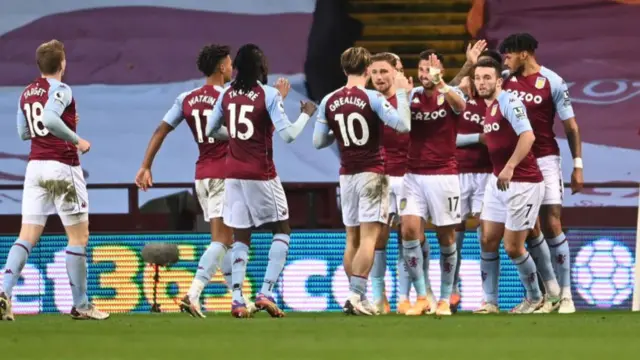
[418,49,444,63]
[370,52,397,67]
[499,33,538,54]
[474,57,502,77]
[197,44,231,77]
[232,44,268,92]
[36,40,65,75]
[341,47,371,76]
[478,49,502,64]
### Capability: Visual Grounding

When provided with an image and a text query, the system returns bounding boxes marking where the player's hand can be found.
[466,40,487,64]
[479,133,486,145]
[394,72,412,92]
[75,114,80,124]
[428,54,443,85]
[135,168,153,191]
[497,165,514,191]
[76,138,91,154]
[570,167,584,194]
[300,100,317,116]
[275,78,291,99]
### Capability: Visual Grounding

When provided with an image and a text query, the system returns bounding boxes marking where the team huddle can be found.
[0,32,584,320]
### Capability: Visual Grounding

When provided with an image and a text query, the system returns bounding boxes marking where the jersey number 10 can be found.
[335,113,369,147]
[24,102,50,138]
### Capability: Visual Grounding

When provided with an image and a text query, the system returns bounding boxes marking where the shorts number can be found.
[191,109,215,144]
[335,113,369,147]
[23,102,49,137]
[447,196,459,212]
[525,203,533,217]
[228,104,255,140]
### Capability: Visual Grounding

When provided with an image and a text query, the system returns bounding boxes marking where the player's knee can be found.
[503,241,525,259]
[63,213,89,246]
[271,220,291,236]
[480,233,500,253]
[211,218,233,246]
[540,205,562,237]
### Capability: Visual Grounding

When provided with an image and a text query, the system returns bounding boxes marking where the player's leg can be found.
[399,174,431,315]
[343,173,388,315]
[538,155,573,313]
[343,226,360,280]
[372,220,391,313]
[1,161,51,321]
[475,176,505,314]
[248,177,291,318]
[221,179,254,318]
[528,219,561,313]
[427,175,462,316]
[505,181,545,314]
[182,179,233,317]
[452,173,473,309]
[55,164,108,320]
[395,222,413,314]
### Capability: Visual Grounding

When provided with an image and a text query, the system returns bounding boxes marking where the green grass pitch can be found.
[2,312,640,359]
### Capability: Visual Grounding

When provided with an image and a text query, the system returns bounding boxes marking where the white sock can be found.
[260,234,290,298]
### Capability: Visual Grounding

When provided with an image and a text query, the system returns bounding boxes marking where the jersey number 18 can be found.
[24,102,50,138]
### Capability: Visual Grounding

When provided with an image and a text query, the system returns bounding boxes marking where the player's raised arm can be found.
[42,82,79,144]
[450,40,487,86]
[16,98,30,141]
[501,95,536,170]
[367,75,411,133]
[546,70,583,193]
[265,83,317,144]
[312,95,335,149]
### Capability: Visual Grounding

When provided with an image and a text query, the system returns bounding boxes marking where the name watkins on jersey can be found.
[23,87,47,99]
[328,96,367,112]
[187,94,217,107]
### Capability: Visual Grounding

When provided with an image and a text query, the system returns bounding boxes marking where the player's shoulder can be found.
[498,90,523,110]
[410,86,425,97]
[177,87,200,103]
[321,87,344,105]
[259,83,280,101]
[47,78,72,94]
[538,66,566,89]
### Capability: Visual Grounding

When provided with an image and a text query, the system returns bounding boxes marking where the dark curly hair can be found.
[499,33,538,54]
[197,44,231,77]
[232,44,268,92]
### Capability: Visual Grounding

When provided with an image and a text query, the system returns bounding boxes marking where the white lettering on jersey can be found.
[228,89,259,102]
[412,109,448,121]
[483,122,501,133]
[328,96,367,112]
[506,89,543,105]
[463,111,484,125]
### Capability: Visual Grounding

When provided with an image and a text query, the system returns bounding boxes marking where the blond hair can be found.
[36,39,65,75]
[340,47,371,76]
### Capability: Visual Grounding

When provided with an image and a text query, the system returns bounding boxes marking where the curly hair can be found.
[232,44,268,92]
[197,44,231,77]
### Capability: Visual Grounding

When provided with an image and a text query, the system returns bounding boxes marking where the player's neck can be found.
[205,73,225,87]
[521,60,541,77]
[345,75,367,88]
[485,88,502,105]
[382,87,396,99]
[41,73,62,82]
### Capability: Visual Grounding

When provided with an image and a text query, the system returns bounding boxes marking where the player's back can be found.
[502,66,572,158]
[322,86,385,175]
[220,83,277,180]
[408,87,458,175]
[382,94,409,177]
[456,95,492,173]
[20,77,78,166]
[180,85,228,180]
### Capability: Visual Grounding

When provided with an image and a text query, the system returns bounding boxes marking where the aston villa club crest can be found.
[535,77,546,89]
[437,94,445,106]
[491,104,498,116]
[399,198,407,210]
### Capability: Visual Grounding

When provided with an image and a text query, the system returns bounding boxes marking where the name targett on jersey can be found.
[187,94,216,107]
[328,96,367,112]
